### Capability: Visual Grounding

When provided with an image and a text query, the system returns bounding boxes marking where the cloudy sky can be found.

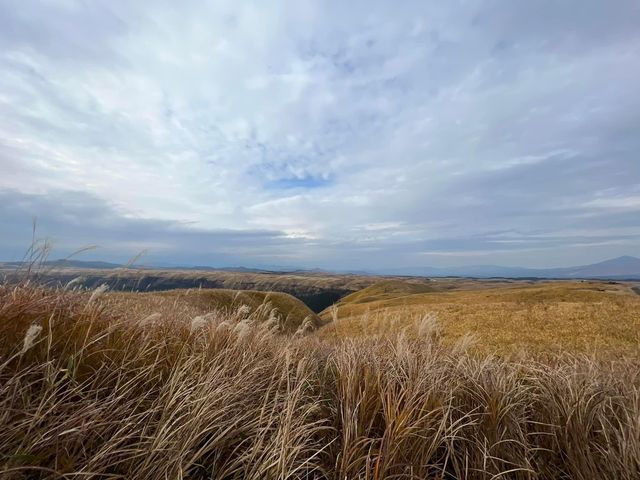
[1,0,639,270]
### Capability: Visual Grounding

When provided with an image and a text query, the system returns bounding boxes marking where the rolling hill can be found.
[107,288,320,334]
[318,279,640,354]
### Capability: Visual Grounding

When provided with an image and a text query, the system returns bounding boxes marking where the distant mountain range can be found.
[2,256,640,279]
[377,256,640,279]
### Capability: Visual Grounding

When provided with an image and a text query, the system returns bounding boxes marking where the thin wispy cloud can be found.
[1,0,639,269]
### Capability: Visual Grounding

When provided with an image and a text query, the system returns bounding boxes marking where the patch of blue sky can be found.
[266,175,333,190]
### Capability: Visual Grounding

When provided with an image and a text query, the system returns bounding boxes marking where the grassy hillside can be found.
[319,280,640,354]
[334,279,441,304]
[106,288,320,334]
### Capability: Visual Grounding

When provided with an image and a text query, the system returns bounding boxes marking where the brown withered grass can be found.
[319,280,640,355]
[104,288,321,334]
[1,281,640,479]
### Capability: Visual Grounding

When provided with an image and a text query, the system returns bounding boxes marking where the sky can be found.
[1,0,639,270]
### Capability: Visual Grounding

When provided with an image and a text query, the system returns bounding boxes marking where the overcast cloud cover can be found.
[1,0,639,269]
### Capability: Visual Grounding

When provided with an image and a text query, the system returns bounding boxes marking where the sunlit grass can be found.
[318,281,640,355]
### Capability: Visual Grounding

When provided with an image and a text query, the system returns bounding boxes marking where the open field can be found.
[1,274,640,478]
[318,280,640,355]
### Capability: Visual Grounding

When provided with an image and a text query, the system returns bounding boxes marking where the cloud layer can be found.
[1,0,639,268]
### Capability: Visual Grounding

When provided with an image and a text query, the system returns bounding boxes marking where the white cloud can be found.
[1,0,639,268]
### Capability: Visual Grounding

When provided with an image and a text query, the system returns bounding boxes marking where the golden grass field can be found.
[1,274,640,479]
[99,276,640,355]
[317,279,640,355]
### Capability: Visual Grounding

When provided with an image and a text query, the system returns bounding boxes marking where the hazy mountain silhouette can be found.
[381,256,640,279]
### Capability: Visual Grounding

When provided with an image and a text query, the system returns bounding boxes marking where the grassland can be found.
[1,276,639,479]
[318,279,640,355]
